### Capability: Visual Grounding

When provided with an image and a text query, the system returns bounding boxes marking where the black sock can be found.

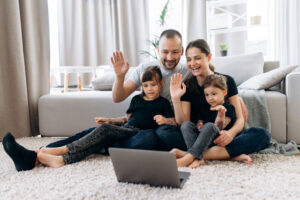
[2,132,37,171]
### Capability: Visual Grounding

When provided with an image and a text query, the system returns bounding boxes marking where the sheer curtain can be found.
[185,0,207,43]
[58,0,149,66]
[275,0,300,67]
[0,0,50,138]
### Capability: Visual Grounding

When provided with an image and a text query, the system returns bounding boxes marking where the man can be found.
[110,29,190,151]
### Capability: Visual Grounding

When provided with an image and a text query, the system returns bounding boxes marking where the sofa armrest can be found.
[286,72,300,143]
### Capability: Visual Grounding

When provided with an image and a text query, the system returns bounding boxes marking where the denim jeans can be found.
[181,121,219,160]
[155,124,187,151]
[46,126,158,152]
[63,123,139,164]
[225,126,271,158]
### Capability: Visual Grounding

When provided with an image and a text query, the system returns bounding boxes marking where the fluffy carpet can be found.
[1,137,300,200]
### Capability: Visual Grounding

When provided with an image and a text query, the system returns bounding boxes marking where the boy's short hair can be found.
[159,29,182,46]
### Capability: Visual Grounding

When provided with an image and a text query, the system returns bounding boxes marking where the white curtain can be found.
[0,0,50,138]
[185,0,207,43]
[58,0,149,66]
[275,0,300,67]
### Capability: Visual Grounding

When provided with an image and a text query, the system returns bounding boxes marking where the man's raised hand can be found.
[111,51,129,77]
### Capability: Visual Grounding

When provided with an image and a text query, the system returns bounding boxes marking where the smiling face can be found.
[142,78,163,101]
[157,35,183,71]
[186,47,212,77]
[204,86,227,107]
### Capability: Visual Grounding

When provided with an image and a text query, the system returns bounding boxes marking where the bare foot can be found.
[231,154,253,164]
[39,146,69,156]
[37,152,65,168]
[176,153,195,167]
[170,148,188,158]
[189,159,206,168]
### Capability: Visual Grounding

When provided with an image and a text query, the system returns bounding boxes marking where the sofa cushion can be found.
[91,67,136,90]
[238,65,297,90]
[211,52,264,86]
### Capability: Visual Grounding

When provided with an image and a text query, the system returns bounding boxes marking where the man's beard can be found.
[161,59,179,70]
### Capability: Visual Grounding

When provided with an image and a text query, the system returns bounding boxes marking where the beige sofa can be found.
[38,60,300,144]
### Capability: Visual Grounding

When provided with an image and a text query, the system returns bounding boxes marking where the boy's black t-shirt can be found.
[181,73,238,129]
[125,95,174,130]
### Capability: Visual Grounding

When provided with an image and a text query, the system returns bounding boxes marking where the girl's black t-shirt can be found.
[181,73,238,126]
[125,95,174,130]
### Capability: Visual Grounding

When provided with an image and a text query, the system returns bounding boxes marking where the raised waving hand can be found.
[110,51,129,77]
[170,73,186,101]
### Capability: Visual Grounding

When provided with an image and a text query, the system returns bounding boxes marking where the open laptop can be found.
[108,148,190,188]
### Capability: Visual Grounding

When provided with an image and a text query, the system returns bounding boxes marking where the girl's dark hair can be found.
[141,66,163,96]
[184,39,215,93]
[203,74,227,91]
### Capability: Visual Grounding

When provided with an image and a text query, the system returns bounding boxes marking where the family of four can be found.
[3,29,271,171]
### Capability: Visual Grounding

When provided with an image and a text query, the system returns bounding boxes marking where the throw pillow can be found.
[211,52,264,86]
[238,65,298,90]
[91,67,135,90]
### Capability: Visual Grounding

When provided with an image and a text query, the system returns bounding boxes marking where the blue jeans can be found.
[155,125,187,151]
[46,127,158,151]
[154,124,270,157]
[225,127,271,158]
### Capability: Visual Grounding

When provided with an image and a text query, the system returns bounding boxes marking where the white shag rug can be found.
[1,137,300,200]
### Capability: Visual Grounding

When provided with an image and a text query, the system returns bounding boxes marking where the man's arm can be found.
[111,51,138,102]
[112,79,138,103]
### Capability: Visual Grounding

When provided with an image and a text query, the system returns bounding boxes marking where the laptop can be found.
[108,148,190,188]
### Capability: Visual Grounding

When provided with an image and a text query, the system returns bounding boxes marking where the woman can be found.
[170,39,270,167]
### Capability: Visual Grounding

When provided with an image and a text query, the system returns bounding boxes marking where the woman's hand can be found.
[170,73,186,101]
[110,51,129,77]
[213,130,233,147]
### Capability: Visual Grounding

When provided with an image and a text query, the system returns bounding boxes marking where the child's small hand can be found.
[94,117,110,125]
[153,115,167,125]
[211,105,227,117]
[196,120,204,131]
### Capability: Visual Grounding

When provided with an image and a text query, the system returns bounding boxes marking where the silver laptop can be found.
[108,148,190,188]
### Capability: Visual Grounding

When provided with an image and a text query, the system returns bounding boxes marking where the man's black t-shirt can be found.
[125,95,174,130]
[181,73,238,129]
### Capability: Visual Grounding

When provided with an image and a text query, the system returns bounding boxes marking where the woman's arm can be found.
[170,73,191,124]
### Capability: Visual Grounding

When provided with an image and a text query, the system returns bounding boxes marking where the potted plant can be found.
[219,43,228,56]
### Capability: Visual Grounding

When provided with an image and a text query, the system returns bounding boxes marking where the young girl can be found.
[171,74,238,168]
[3,66,175,170]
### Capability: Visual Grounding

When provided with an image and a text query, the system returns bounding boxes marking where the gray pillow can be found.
[238,65,298,90]
[211,52,264,86]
